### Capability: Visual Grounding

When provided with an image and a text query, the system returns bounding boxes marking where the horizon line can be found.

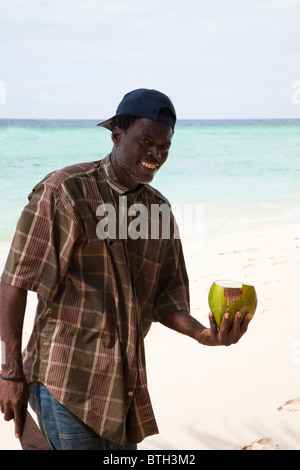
[0,117,300,122]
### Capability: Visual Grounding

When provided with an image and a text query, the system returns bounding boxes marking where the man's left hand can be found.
[197,311,252,346]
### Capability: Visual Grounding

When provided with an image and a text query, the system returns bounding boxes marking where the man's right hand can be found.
[0,282,29,438]
[0,378,29,438]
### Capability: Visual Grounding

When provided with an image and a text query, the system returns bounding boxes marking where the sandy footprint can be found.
[277,398,300,412]
[236,438,279,450]
[243,263,255,269]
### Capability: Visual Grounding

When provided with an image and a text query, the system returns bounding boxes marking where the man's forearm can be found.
[159,310,207,343]
[160,308,253,347]
[0,282,27,376]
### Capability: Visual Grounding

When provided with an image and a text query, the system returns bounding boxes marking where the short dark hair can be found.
[110,114,141,132]
[111,107,175,133]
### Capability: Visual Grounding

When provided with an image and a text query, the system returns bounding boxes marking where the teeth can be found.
[141,161,157,169]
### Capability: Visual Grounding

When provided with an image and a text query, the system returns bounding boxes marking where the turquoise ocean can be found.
[0,119,300,242]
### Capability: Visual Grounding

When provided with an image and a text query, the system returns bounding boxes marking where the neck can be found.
[110,149,139,191]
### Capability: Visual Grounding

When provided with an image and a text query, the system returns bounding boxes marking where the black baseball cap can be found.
[97,88,176,130]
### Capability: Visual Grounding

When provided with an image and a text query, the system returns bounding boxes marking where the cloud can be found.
[1,0,299,118]
[103,4,135,13]
[0,0,168,25]
[0,0,134,24]
[254,0,299,9]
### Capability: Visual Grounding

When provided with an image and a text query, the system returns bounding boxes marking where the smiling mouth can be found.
[140,160,159,170]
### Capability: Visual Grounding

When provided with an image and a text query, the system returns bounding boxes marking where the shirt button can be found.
[128,391,133,397]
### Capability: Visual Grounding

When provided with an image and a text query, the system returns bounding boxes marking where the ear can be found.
[111,126,123,146]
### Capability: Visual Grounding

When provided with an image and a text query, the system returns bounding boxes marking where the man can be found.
[0,89,251,450]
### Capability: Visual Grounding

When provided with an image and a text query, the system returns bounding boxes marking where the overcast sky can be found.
[0,0,299,119]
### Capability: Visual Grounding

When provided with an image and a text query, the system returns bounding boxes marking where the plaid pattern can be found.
[1,154,190,445]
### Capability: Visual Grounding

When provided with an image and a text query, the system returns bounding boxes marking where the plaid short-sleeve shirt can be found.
[1,154,190,445]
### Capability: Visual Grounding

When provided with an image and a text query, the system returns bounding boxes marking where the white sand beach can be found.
[1,221,300,450]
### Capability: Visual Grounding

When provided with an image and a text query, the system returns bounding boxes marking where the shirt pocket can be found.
[129,253,161,311]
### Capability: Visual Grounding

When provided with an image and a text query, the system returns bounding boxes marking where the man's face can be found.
[111,118,173,190]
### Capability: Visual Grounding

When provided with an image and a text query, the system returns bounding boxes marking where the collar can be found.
[101,154,144,197]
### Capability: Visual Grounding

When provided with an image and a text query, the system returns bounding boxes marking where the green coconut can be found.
[208,279,257,329]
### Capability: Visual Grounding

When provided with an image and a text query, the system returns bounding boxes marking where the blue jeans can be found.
[29,382,137,450]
